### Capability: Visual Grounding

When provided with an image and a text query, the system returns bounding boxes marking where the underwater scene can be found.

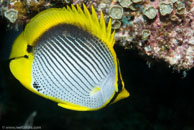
[1,0,194,130]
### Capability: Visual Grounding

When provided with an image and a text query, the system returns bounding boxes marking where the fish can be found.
[9,4,129,111]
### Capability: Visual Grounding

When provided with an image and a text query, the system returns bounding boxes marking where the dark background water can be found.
[1,17,194,130]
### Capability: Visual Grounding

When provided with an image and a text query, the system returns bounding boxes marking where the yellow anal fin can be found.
[58,103,91,111]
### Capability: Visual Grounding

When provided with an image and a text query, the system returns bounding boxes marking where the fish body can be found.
[9,4,129,111]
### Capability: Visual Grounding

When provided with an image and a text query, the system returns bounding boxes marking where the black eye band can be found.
[27,45,33,53]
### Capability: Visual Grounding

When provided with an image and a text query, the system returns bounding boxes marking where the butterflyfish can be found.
[9,4,129,111]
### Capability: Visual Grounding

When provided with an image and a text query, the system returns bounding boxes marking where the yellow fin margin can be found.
[24,4,115,48]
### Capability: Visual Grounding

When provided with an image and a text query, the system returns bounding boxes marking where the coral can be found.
[109,4,123,19]
[4,8,18,23]
[159,1,173,16]
[0,0,64,25]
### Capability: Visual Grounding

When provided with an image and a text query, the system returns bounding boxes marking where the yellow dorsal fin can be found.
[100,11,106,41]
[91,5,100,36]
[76,4,84,15]
[24,4,115,48]
[91,6,99,26]
[106,19,115,47]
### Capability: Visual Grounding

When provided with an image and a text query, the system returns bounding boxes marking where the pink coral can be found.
[113,0,194,70]
[143,0,194,70]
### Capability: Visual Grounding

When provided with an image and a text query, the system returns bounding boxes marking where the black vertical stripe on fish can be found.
[35,49,85,99]
[56,35,103,81]
[43,42,91,94]
[66,36,108,78]
[39,48,89,99]
[35,54,68,96]
[55,37,101,84]
[99,43,114,68]
[50,37,98,87]
[86,38,113,73]
[39,44,89,96]
[72,37,109,75]
[50,37,95,91]
[93,37,114,67]
[35,56,86,102]
[35,55,70,95]
[63,35,107,78]
[41,41,90,94]
[90,37,114,68]
[83,37,114,69]
[60,35,106,80]
[76,37,112,74]
[53,36,99,85]
[69,36,109,75]
[34,45,85,98]
[99,40,114,67]
[48,38,94,90]
[83,37,113,71]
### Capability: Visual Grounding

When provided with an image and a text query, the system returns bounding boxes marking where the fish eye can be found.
[27,45,33,53]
